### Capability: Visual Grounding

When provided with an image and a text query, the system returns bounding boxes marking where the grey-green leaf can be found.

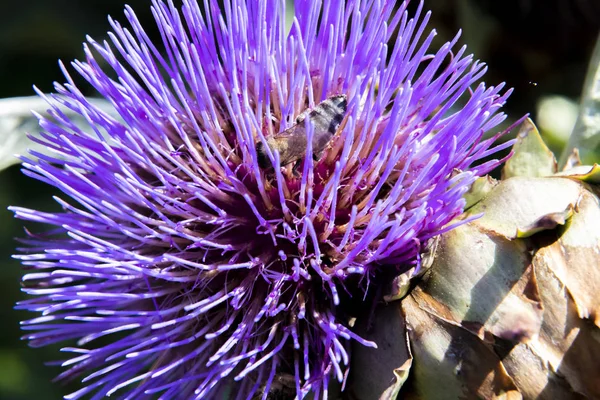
[559,33,600,167]
[0,96,117,172]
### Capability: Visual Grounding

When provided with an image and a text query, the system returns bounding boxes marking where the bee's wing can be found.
[264,124,310,166]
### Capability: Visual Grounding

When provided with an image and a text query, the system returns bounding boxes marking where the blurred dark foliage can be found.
[0,1,598,399]
[482,0,600,112]
[414,0,600,116]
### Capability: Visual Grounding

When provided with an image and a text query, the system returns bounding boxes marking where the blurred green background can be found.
[0,1,598,399]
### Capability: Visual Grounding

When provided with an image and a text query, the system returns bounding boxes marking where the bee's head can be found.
[255,141,272,169]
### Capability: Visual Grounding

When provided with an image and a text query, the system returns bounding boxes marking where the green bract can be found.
[351,119,600,400]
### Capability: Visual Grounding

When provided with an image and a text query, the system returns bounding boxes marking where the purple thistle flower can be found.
[11,0,514,398]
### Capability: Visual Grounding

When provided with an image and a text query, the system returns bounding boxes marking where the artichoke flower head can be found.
[10,0,518,399]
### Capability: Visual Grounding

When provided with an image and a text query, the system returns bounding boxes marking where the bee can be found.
[252,373,297,400]
[256,95,348,169]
